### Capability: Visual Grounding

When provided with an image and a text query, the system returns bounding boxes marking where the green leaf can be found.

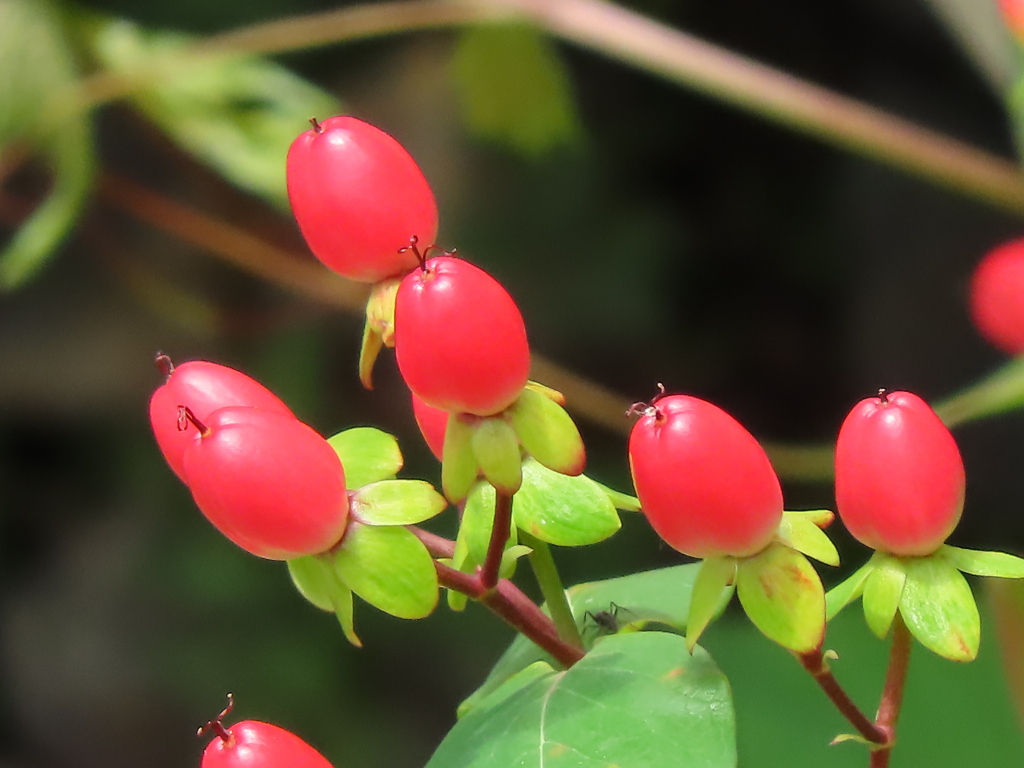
[899,554,980,661]
[430,633,735,768]
[861,554,907,639]
[591,479,641,512]
[349,479,447,526]
[687,557,737,651]
[0,0,94,288]
[470,416,522,494]
[736,543,825,652]
[443,415,478,503]
[826,559,874,620]
[508,387,585,476]
[775,510,840,566]
[333,522,438,620]
[327,427,403,490]
[460,562,725,718]
[88,17,339,209]
[466,660,555,717]
[941,544,1024,578]
[512,458,621,546]
[287,555,361,646]
[450,23,581,158]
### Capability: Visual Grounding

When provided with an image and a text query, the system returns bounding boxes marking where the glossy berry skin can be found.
[287,116,438,283]
[182,407,348,560]
[150,360,293,483]
[628,395,783,559]
[835,391,964,557]
[201,721,334,768]
[969,239,1024,355]
[411,391,448,461]
[395,256,530,416]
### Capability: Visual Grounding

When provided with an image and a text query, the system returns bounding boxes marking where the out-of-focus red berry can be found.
[149,358,293,483]
[411,391,448,461]
[182,407,348,560]
[394,256,530,416]
[835,390,964,557]
[969,238,1024,355]
[628,394,783,558]
[287,116,438,283]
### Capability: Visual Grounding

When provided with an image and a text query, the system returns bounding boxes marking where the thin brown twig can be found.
[870,615,912,768]
[797,648,888,746]
[480,491,514,590]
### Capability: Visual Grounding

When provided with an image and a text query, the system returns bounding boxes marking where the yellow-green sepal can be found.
[508,387,585,476]
[442,414,479,503]
[359,277,400,389]
[686,556,737,652]
[288,554,362,647]
[774,510,839,566]
[736,542,825,653]
[471,416,522,494]
[862,553,907,639]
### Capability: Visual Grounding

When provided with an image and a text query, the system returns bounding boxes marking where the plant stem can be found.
[433,560,585,667]
[870,614,912,768]
[797,648,887,746]
[480,490,514,590]
[519,530,584,647]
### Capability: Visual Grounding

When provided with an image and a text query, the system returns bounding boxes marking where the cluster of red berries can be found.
[628,388,964,560]
[149,356,349,560]
[287,116,531,420]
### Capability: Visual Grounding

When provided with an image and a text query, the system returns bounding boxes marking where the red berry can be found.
[287,116,438,283]
[1000,0,1024,39]
[411,391,448,461]
[394,256,530,416]
[150,358,293,483]
[834,390,964,557]
[628,395,783,558]
[969,238,1024,354]
[182,407,348,560]
[201,721,334,768]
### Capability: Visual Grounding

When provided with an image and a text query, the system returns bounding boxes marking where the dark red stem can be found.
[309,116,323,133]
[797,648,887,745]
[434,560,584,668]
[480,491,513,590]
[409,526,455,559]
[154,351,174,378]
[869,615,912,768]
[197,693,235,744]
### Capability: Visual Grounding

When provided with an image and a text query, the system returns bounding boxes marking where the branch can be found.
[797,648,888,746]
[870,615,912,768]
[480,491,514,590]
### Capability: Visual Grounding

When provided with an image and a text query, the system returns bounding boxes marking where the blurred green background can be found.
[4,0,1024,765]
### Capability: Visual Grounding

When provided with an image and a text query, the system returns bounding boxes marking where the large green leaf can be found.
[430,632,735,768]
[88,17,339,209]
[450,23,582,157]
[332,522,438,620]
[327,427,403,490]
[512,459,621,546]
[0,0,94,288]
[460,562,726,717]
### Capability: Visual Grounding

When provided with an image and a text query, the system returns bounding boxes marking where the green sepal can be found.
[460,481,518,564]
[442,415,479,503]
[736,543,825,653]
[831,733,879,748]
[941,544,1024,578]
[512,459,621,546]
[783,509,835,528]
[359,278,400,389]
[443,552,470,612]
[507,387,585,476]
[899,554,980,662]
[470,416,522,494]
[826,560,874,621]
[500,544,533,580]
[287,555,361,646]
[524,380,565,405]
[862,553,907,639]
[349,479,447,526]
[327,427,403,490]
[775,510,840,566]
[687,556,737,652]
[333,521,439,620]
[591,479,641,512]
